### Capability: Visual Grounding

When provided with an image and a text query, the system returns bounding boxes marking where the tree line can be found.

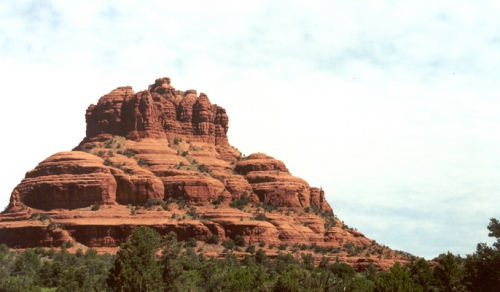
[1,218,499,291]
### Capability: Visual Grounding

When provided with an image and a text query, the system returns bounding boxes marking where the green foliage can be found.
[197,164,210,173]
[374,262,422,292]
[206,234,219,244]
[433,252,466,292]
[161,232,184,290]
[137,158,149,167]
[145,199,163,210]
[407,258,436,292]
[211,195,224,205]
[107,226,163,292]
[463,218,500,292]
[186,207,200,219]
[185,237,198,248]
[39,214,50,222]
[245,245,256,254]
[122,148,135,158]
[229,192,250,210]
[254,213,268,221]
[222,239,235,250]
[235,235,246,247]
[90,204,100,211]
[8,217,500,292]
[259,201,278,213]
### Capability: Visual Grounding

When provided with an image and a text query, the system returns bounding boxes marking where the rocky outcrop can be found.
[11,152,117,211]
[83,77,229,145]
[0,76,411,271]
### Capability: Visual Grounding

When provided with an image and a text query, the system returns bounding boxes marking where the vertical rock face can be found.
[85,86,134,138]
[84,77,229,145]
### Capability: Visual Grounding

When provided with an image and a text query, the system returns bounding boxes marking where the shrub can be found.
[104,158,113,166]
[39,213,51,222]
[91,204,101,211]
[235,235,246,247]
[260,202,277,213]
[47,221,59,230]
[137,158,149,167]
[198,164,210,173]
[245,245,256,254]
[278,243,288,251]
[222,239,235,249]
[206,234,219,244]
[108,150,114,157]
[174,137,182,145]
[254,213,268,221]
[187,207,200,219]
[145,199,163,210]
[211,196,224,205]
[122,148,135,158]
[185,238,198,248]
[229,192,250,210]
[259,241,266,248]
[124,168,135,175]
[30,213,39,220]
[62,241,74,248]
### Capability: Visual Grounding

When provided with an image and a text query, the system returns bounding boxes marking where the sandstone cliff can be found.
[0,77,412,271]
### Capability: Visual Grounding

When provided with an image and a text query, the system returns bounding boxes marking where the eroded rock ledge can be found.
[0,77,411,271]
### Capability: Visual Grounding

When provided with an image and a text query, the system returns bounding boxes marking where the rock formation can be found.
[0,77,412,271]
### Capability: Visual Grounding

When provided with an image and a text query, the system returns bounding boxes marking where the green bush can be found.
[137,158,149,167]
[235,235,246,247]
[185,238,198,248]
[145,199,163,210]
[206,234,219,244]
[229,192,250,210]
[211,195,224,205]
[39,213,51,222]
[278,243,288,251]
[122,148,135,158]
[222,239,235,249]
[91,204,101,211]
[254,213,268,221]
[245,245,256,254]
[198,164,210,173]
[187,207,200,219]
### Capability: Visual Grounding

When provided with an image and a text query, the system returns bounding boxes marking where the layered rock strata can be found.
[0,77,411,271]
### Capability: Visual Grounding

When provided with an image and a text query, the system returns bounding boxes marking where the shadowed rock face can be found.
[0,76,412,271]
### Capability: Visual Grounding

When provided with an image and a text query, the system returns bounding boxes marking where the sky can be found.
[1,0,499,259]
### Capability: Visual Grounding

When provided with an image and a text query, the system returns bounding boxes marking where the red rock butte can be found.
[0,77,411,271]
